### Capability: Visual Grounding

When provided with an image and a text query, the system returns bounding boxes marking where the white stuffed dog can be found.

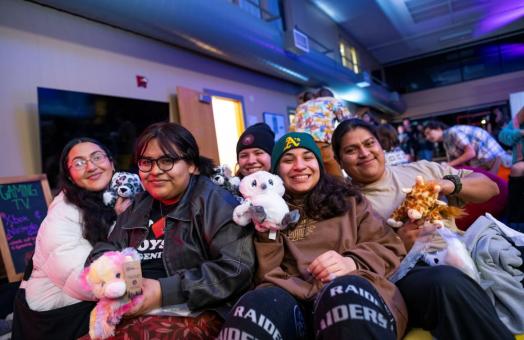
[233,171,299,239]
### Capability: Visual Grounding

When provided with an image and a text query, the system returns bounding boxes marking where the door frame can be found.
[203,88,247,126]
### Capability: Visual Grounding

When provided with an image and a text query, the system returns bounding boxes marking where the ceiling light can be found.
[356,81,370,88]
[356,71,371,87]
[439,29,472,42]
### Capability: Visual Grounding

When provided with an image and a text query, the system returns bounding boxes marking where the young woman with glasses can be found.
[13,137,132,339]
[87,122,256,338]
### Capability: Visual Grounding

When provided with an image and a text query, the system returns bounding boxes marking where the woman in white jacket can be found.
[12,137,130,340]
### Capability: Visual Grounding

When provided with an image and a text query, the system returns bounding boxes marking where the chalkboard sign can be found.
[0,175,52,282]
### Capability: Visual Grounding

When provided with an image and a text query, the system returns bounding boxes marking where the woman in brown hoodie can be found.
[218,132,407,340]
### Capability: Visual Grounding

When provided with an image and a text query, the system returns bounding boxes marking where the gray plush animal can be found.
[103,172,143,207]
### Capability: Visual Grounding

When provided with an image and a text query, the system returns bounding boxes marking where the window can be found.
[339,41,359,74]
[384,32,524,93]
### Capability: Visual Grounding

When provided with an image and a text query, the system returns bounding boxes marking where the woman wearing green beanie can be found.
[219,132,407,339]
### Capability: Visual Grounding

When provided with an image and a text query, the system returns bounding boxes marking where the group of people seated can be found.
[9,104,524,339]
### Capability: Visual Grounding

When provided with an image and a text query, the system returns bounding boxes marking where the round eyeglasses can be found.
[68,151,108,171]
[137,155,186,172]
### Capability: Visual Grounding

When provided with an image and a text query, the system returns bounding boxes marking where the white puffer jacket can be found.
[23,192,95,311]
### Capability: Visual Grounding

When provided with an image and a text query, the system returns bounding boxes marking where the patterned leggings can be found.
[78,312,223,340]
[218,275,397,340]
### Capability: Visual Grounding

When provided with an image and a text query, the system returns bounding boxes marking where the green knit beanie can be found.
[271,132,323,173]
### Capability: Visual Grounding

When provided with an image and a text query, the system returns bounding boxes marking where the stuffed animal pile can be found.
[82,248,144,340]
[387,176,463,228]
[233,171,299,239]
[103,172,143,207]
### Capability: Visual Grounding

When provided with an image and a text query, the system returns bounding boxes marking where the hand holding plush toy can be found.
[82,248,144,340]
[233,171,299,239]
[386,176,479,282]
[103,172,143,207]
[387,176,463,228]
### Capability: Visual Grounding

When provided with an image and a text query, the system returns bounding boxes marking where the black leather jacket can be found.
[90,175,255,314]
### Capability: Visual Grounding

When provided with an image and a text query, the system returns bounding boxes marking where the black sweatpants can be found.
[218,275,397,340]
[396,263,513,340]
[507,175,524,231]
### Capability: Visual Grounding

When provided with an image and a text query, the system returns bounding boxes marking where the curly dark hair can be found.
[58,137,116,246]
[288,173,362,221]
[135,122,215,177]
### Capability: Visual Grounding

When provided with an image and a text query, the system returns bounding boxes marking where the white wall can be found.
[0,0,299,177]
[401,70,524,119]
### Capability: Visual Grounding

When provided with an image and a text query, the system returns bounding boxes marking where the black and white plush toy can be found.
[233,171,299,239]
[211,165,242,201]
[103,172,143,207]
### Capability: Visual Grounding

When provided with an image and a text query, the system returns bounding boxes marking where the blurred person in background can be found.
[499,106,524,231]
[291,87,355,176]
[414,122,433,161]
[377,123,410,166]
[424,121,511,173]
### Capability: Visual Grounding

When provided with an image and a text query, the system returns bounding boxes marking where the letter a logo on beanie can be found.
[271,132,324,172]
[284,137,301,151]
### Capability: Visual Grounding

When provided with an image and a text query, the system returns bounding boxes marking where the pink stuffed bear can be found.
[82,248,143,340]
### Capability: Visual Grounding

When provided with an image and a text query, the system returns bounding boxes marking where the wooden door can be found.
[176,87,220,165]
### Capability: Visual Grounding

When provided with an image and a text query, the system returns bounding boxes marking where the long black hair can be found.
[134,122,215,177]
[58,137,116,246]
[288,173,362,221]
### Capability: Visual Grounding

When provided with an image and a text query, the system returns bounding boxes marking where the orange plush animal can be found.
[387,176,464,228]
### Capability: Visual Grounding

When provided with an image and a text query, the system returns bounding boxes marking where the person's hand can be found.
[254,221,280,233]
[308,250,357,283]
[124,278,162,317]
[114,197,132,215]
[436,178,455,196]
[397,221,441,251]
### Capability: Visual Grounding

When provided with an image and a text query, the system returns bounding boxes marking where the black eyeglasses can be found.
[137,155,186,172]
[68,151,109,171]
